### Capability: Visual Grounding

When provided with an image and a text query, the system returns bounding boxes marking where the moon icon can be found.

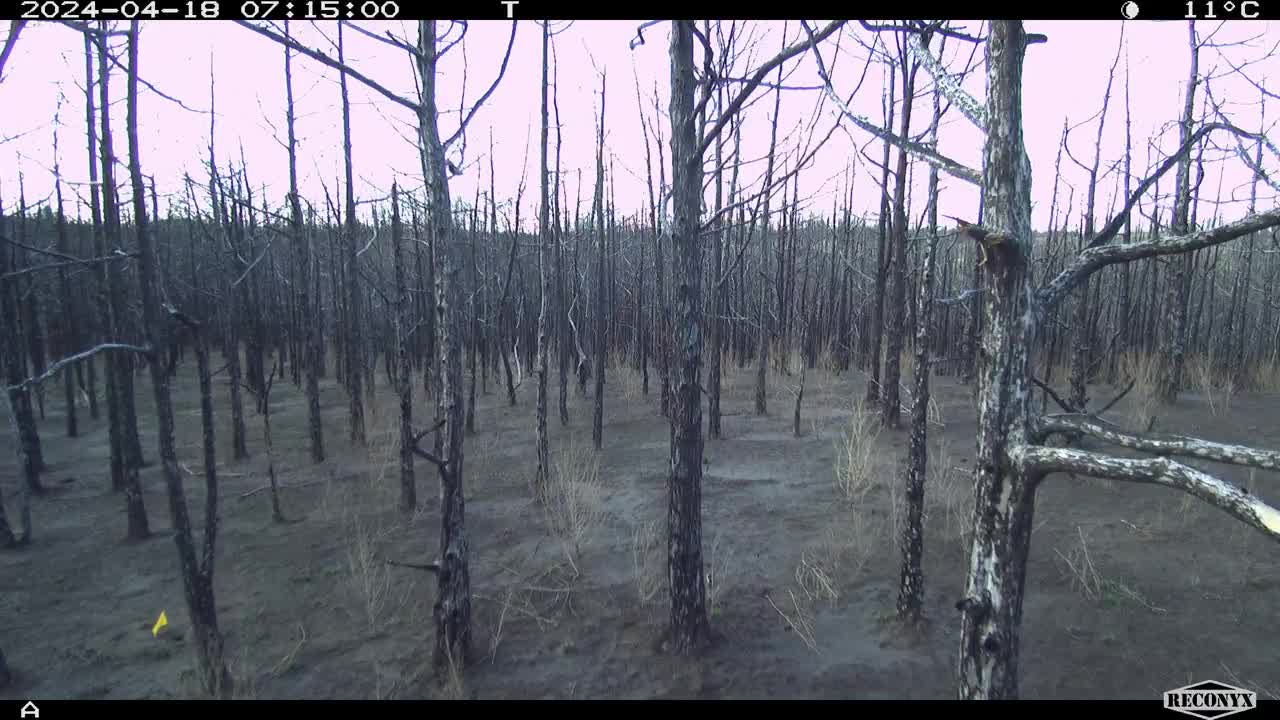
[1121,1,1140,18]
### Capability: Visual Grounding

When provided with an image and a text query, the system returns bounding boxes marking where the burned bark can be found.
[126,21,229,696]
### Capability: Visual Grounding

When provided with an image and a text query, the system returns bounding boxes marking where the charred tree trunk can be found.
[956,22,1039,700]
[284,20,325,464]
[755,72,783,416]
[418,20,472,672]
[663,20,711,654]
[866,66,896,403]
[392,184,416,513]
[593,73,608,450]
[535,20,552,491]
[897,80,941,625]
[881,37,920,429]
[339,22,366,447]
[126,22,228,696]
[1157,20,1198,403]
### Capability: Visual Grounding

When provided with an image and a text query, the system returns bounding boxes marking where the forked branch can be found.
[1035,413,1280,472]
[1037,207,1280,309]
[1016,445,1280,542]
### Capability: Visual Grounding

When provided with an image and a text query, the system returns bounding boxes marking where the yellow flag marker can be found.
[152,611,168,637]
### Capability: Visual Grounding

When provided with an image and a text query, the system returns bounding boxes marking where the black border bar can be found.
[4,699,1280,710]
[1,0,1272,20]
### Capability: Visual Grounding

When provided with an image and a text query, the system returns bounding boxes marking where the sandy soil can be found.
[1,355,1277,700]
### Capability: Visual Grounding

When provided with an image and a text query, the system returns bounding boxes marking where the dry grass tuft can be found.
[795,515,879,607]
[1054,525,1165,613]
[630,516,664,605]
[1248,357,1280,393]
[704,528,736,615]
[1186,354,1236,417]
[344,515,398,635]
[1119,352,1161,431]
[538,436,605,573]
[833,396,884,504]
[927,439,974,557]
[608,349,645,402]
[766,588,819,653]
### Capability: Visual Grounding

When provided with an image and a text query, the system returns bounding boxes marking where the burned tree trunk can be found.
[85,30,128,493]
[881,37,920,429]
[755,72,783,416]
[97,22,147,479]
[284,19,325,464]
[338,22,366,447]
[535,20,552,492]
[664,20,711,654]
[866,66,896,403]
[955,22,1040,699]
[392,185,416,513]
[53,133,78,439]
[897,80,941,625]
[418,19,472,672]
[1157,20,1198,403]
[126,21,228,696]
[592,73,607,450]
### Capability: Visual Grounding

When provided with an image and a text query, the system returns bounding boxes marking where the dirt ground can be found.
[1,352,1277,700]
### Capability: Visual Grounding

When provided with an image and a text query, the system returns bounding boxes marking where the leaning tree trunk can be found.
[125,21,229,696]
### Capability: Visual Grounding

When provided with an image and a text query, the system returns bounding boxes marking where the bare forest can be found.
[2,17,1280,700]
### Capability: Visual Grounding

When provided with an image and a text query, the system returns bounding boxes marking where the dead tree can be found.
[897,72,942,624]
[126,21,229,696]
[1157,20,1199,402]
[337,22,366,447]
[754,66,782,417]
[592,72,607,450]
[663,20,712,653]
[284,19,325,463]
[880,32,922,429]
[813,18,1280,699]
[95,34,145,472]
[392,184,416,513]
[535,20,552,491]
[1066,31,1122,414]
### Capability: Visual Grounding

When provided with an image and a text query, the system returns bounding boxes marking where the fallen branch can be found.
[1031,376,1074,413]
[237,478,323,500]
[384,557,440,573]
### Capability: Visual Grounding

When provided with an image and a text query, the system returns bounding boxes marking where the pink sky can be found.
[1,19,1277,232]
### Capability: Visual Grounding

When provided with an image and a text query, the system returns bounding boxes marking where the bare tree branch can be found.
[1016,445,1280,542]
[805,21,981,186]
[1036,413,1280,471]
[0,20,25,83]
[1038,207,1280,309]
[441,19,518,151]
[698,20,845,158]
[234,20,417,113]
[7,343,152,392]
